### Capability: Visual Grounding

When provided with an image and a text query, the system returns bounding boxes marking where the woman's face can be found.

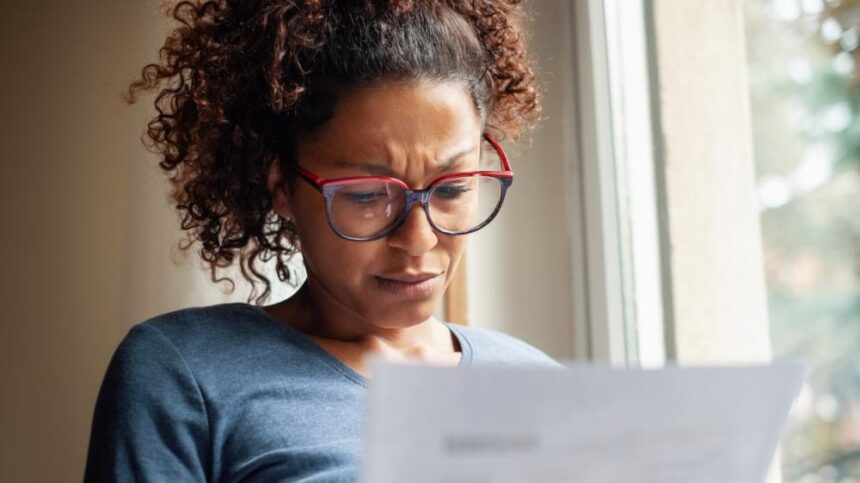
[271,79,484,329]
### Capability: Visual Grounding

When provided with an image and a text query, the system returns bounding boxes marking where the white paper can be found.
[360,360,806,483]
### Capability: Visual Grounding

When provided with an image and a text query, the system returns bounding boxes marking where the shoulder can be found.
[114,303,299,386]
[106,303,258,384]
[131,302,285,360]
[448,323,562,368]
[86,309,227,480]
[137,302,264,343]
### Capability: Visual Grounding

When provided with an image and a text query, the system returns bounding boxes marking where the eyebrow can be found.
[331,145,479,178]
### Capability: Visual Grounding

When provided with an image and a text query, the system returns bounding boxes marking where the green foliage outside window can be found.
[745,0,860,480]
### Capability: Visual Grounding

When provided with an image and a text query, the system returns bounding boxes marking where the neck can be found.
[268,277,450,355]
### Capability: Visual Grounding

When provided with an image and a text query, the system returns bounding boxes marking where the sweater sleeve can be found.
[84,323,211,482]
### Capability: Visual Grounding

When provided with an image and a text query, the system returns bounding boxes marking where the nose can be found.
[386,202,438,256]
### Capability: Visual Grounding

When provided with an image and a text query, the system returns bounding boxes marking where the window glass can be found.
[744,0,860,480]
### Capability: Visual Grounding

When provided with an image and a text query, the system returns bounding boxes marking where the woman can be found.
[85,1,560,481]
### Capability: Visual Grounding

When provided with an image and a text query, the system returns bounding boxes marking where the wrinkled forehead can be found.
[295,80,485,178]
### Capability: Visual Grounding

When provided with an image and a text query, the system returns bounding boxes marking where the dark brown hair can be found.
[125,0,541,304]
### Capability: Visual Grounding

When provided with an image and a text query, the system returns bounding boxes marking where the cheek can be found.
[292,202,383,285]
[441,231,468,257]
[307,238,381,284]
[442,237,468,275]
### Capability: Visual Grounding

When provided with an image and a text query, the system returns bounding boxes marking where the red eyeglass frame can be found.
[290,132,513,241]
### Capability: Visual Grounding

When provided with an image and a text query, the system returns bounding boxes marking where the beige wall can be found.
[0,2,245,480]
[1,3,133,480]
[650,0,772,365]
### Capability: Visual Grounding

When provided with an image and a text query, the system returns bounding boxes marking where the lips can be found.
[376,272,443,283]
[373,271,445,298]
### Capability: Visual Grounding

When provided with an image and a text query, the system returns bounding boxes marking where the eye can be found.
[434,183,473,200]
[344,191,389,205]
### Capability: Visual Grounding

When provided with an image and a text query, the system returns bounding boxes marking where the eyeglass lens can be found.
[327,144,505,239]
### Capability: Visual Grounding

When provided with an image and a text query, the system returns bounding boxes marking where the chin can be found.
[368,300,440,329]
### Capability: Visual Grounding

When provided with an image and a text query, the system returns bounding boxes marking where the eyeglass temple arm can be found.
[482,133,512,174]
[291,164,325,191]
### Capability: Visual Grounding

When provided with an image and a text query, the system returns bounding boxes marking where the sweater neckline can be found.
[236,303,474,388]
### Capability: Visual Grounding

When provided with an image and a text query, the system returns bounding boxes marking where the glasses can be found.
[291,133,513,241]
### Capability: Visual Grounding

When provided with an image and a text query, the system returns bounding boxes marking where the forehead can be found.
[297,79,482,165]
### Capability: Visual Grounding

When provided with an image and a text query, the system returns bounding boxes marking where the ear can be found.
[267,159,294,220]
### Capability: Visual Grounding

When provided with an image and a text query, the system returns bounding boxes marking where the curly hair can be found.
[124,0,541,304]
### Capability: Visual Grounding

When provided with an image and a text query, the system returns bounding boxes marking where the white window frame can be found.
[567,0,668,367]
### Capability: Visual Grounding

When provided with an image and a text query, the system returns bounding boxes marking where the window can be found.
[561,0,859,480]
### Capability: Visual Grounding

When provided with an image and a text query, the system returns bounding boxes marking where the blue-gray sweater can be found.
[84,302,560,482]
